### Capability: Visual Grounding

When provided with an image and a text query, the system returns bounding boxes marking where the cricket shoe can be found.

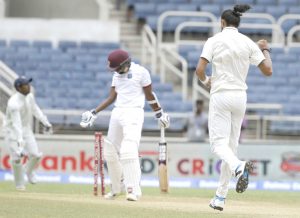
[126,193,139,201]
[235,161,254,193]
[104,192,123,200]
[26,172,37,184]
[104,183,126,200]
[16,185,26,191]
[209,195,225,211]
[126,187,140,201]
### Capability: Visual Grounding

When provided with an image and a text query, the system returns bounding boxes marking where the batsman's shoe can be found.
[209,195,225,211]
[104,182,126,200]
[26,172,37,184]
[126,187,141,201]
[16,185,26,191]
[104,192,123,200]
[235,161,254,193]
[126,193,139,201]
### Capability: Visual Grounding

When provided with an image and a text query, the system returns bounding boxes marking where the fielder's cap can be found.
[107,49,130,71]
[14,76,33,89]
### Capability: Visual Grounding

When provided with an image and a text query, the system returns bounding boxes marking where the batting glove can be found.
[42,121,53,134]
[155,109,170,128]
[16,139,26,157]
[80,109,97,128]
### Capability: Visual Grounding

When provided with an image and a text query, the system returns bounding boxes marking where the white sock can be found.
[107,160,123,194]
[121,158,141,196]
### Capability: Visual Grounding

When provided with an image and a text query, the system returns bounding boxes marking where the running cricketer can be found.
[4,76,52,191]
[80,49,170,201]
[195,4,272,211]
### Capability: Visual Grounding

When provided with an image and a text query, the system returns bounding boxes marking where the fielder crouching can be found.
[4,77,52,191]
[80,49,170,201]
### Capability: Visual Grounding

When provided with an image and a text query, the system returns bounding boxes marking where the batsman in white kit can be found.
[80,49,170,201]
[195,5,272,211]
[3,77,52,191]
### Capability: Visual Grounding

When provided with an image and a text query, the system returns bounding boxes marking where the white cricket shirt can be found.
[201,27,265,94]
[111,62,151,108]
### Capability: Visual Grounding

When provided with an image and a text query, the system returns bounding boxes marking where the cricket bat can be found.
[158,127,169,193]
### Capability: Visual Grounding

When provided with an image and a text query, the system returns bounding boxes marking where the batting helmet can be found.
[107,49,131,73]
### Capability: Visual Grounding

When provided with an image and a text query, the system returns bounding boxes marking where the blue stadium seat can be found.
[10,40,30,47]
[134,3,156,18]
[156,3,177,15]
[283,103,300,115]
[256,0,277,5]
[0,39,6,47]
[280,20,298,33]
[146,16,158,30]
[32,40,52,48]
[17,47,39,54]
[213,0,235,4]
[235,0,255,4]
[58,40,78,50]
[153,83,173,92]
[247,6,266,13]
[51,54,73,62]
[36,98,52,109]
[75,54,97,63]
[278,0,299,6]
[190,0,210,3]
[176,4,198,11]
[200,5,221,16]
[288,6,300,13]
[288,47,300,54]
[265,6,287,19]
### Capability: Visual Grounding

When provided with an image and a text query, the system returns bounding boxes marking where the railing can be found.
[263,115,300,139]
[242,13,284,45]
[174,21,219,46]
[159,47,188,99]
[157,11,218,50]
[141,24,157,74]
[174,18,284,47]
[0,61,18,115]
[287,25,300,47]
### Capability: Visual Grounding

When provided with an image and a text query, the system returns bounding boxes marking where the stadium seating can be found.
[0,39,191,131]
[126,0,300,35]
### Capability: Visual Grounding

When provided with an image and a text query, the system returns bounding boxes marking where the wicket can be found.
[94,132,105,196]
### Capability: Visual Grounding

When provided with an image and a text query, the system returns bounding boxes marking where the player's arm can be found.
[195,57,211,88]
[143,84,170,128]
[94,87,117,113]
[257,39,272,76]
[29,93,52,131]
[195,38,212,88]
[80,87,117,128]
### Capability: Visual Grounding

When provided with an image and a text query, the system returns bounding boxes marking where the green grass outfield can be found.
[0,182,299,218]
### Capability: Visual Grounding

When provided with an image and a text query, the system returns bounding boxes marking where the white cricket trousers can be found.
[105,107,144,196]
[209,90,247,198]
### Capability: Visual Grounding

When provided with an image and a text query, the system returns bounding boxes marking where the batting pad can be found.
[12,162,25,187]
[25,153,42,175]
[121,158,142,197]
[106,160,123,194]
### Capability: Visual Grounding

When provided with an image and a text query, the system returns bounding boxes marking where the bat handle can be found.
[160,126,165,142]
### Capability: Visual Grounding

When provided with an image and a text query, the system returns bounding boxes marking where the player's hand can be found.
[43,124,53,135]
[199,76,211,89]
[80,110,97,128]
[155,109,170,128]
[16,139,26,157]
[257,39,270,51]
